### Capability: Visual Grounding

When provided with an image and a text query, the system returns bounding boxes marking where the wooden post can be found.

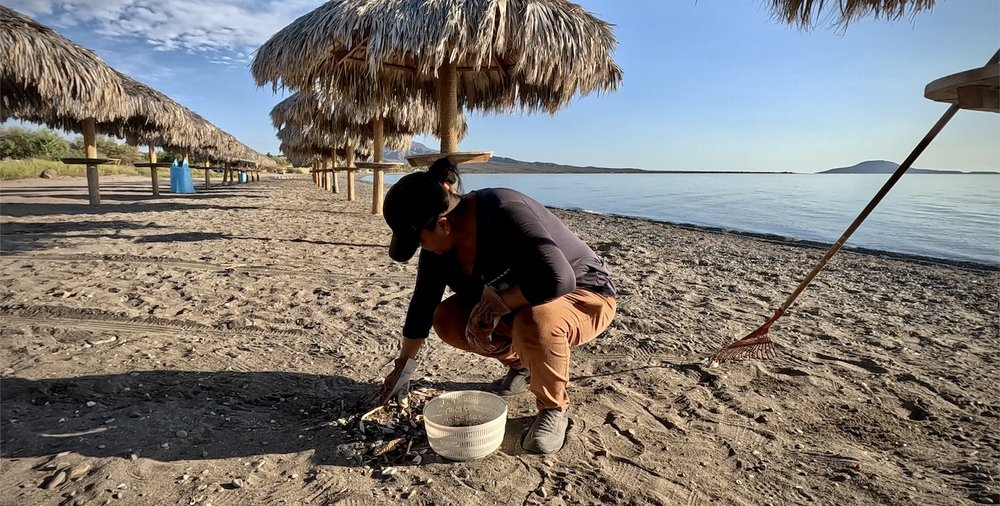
[372,168,385,215]
[148,143,159,196]
[438,60,459,154]
[372,118,385,215]
[323,154,332,192]
[83,118,100,206]
[204,160,211,189]
[330,148,340,194]
[346,144,356,201]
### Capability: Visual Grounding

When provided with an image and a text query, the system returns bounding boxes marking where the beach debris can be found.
[372,437,406,457]
[66,462,91,480]
[87,336,117,346]
[343,385,443,467]
[42,470,67,489]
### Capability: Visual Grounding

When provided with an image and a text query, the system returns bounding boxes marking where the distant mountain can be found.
[387,146,998,175]
[384,141,650,173]
[383,141,437,162]
[384,142,792,174]
[818,160,994,174]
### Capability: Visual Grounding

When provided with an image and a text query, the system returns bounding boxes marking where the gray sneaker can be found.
[522,409,569,454]
[497,368,530,396]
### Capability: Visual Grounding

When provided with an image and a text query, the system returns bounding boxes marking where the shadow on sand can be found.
[0,371,528,467]
[0,219,385,253]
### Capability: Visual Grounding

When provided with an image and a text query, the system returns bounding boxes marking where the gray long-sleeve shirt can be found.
[402,188,615,339]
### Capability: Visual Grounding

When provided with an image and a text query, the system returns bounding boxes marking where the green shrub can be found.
[0,126,75,160]
[70,135,141,164]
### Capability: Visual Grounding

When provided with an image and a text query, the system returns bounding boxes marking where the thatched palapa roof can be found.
[276,124,410,156]
[768,0,935,28]
[0,6,132,124]
[251,0,622,115]
[270,87,467,140]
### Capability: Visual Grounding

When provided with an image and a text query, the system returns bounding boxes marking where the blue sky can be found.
[7,0,999,172]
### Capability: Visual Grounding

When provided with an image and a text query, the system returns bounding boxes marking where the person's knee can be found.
[432,298,466,345]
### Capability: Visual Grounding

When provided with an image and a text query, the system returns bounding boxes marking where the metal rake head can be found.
[710,309,783,363]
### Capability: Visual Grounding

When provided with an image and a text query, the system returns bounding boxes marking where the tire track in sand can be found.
[0,304,311,340]
[0,253,412,283]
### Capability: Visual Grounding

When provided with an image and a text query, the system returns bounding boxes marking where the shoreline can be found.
[556,207,1000,272]
[4,172,996,270]
[375,173,999,271]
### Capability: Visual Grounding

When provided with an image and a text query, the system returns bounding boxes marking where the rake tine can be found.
[711,309,782,363]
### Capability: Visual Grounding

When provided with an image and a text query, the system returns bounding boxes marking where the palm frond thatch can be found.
[0,6,131,124]
[251,0,622,115]
[270,88,467,140]
[768,0,935,28]
[277,124,412,155]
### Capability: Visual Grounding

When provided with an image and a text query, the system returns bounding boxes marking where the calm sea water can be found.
[378,173,1000,265]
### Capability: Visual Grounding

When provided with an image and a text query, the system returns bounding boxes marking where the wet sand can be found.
[1,174,997,505]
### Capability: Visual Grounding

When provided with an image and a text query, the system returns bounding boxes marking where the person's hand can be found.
[465,286,512,353]
[379,356,418,405]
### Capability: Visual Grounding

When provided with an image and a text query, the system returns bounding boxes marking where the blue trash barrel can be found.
[170,160,196,194]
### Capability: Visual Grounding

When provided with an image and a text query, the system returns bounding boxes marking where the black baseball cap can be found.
[383,171,459,262]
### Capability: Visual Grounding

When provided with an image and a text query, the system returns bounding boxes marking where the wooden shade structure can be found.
[767,0,935,28]
[271,88,465,210]
[1,6,129,123]
[252,0,622,157]
[112,72,220,195]
[1,6,134,205]
[270,87,467,148]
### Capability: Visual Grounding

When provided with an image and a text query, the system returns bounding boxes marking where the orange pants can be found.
[432,288,616,411]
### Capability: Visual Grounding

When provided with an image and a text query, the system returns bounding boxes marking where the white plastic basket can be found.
[422,390,508,461]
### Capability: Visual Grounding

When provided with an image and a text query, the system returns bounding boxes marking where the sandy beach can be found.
[1,174,997,506]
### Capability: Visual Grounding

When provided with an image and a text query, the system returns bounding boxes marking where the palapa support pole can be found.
[204,159,211,189]
[330,148,340,194]
[346,144,356,202]
[372,117,385,215]
[83,118,100,206]
[323,153,333,192]
[438,60,459,154]
[148,144,159,196]
[711,100,965,363]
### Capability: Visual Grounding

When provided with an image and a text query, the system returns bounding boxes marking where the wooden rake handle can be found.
[713,50,999,363]
[775,49,999,316]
